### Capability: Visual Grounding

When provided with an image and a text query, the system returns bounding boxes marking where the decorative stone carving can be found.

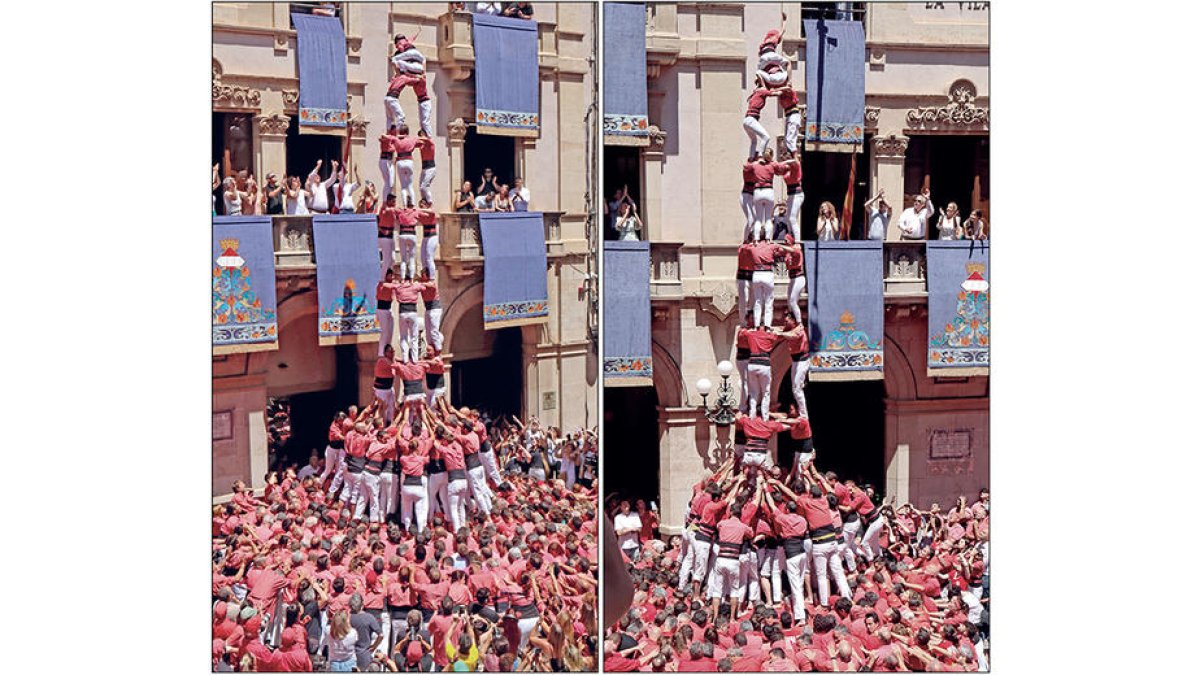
[212,58,223,80]
[274,31,290,53]
[213,80,262,111]
[864,106,880,128]
[872,133,909,159]
[256,113,291,137]
[280,229,310,252]
[886,243,926,280]
[906,79,989,130]
[282,89,299,110]
[647,125,667,150]
[347,36,362,57]
[348,117,369,139]
[869,47,886,69]
[447,118,469,142]
[700,283,738,320]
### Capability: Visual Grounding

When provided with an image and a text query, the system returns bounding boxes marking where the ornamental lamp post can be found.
[697,360,738,426]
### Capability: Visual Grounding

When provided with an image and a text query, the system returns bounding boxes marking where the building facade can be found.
[603,2,990,533]
[213,3,598,497]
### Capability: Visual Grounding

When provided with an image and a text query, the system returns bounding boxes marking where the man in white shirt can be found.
[864,190,891,241]
[613,500,644,562]
[333,165,359,214]
[306,160,338,214]
[297,453,322,481]
[475,2,502,14]
[512,178,531,210]
[897,187,933,240]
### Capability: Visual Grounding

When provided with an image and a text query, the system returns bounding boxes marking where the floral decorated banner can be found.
[472,13,539,137]
[927,241,989,374]
[212,216,278,352]
[604,2,650,143]
[312,215,381,345]
[479,212,549,329]
[603,241,653,386]
[291,13,347,132]
[803,18,866,152]
[804,241,884,378]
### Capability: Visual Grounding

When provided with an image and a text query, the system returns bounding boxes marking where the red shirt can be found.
[773,510,809,539]
[379,134,399,154]
[393,281,425,304]
[736,416,786,442]
[420,283,439,302]
[716,517,752,546]
[345,430,372,459]
[394,361,427,382]
[743,160,784,189]
[786,330,809,356]
[395,207,420,234]
[398,451,427,477]
[455,430,481,455]
[737,244,756,272]
[700,499,728,528]
[329,419,347,442]
[416,136,435,162]
[785,246,804,271]
[749,241,783,268]
[743,328,781,355]
[797,494,834,530]
[779,159,802,186]
[393,135,419,157]
[378,208,402,236]
[439,440,466,471]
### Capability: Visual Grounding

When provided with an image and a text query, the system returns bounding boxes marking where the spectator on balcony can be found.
[614,200,643,242]
[355,180,378,215]
[815,201,840,241]
[332,165,360,215]
[513,177,530,211]
[262,173,285,216]
[306,160,338,214]
[864,189,890,241]
[771,203,790,241]
[493,185,515,212]
[474,2,503,15]
[221,177,244,216]
[311,2,339,18]
[454,181,476,213]
[476,167,500,196]
[965,209,988,240]
[212,164,220,215]
[285,176,311,216]
[474,191,496,212]
[606,186,634,238]
[938,202,962,241]
[898,187,933,241]
[503,2,534,20]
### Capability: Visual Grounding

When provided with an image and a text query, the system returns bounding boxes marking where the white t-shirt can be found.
[867,206,890,240]
[308,174,334,212]
[961,588,984,624]
[297,464,320,481]
[613,512,643,552]
[324,626,359,663]
[898,201,933,240]
[286,190,310,215]
[336,181,357,212]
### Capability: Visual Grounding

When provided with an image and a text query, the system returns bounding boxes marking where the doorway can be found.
[903,136,989,225]
[799,140,869,240]
[213,112,255,215]
[603,386,660,508]
[776,373,884,490]
[463,127,516,194]
[285,116,343,184]
[451,326,523,420]
[603,145,642,240]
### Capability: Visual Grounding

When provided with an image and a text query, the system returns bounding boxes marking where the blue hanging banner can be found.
[292,13,349,132]
[603,2,649,143]
[472,13,540,136]
[603,241,652,385]
[212,216,278,353]
[804,241,883,379]
[479,212,549,328]
[927,240,989,375]
[313,214,381,345]
[803,18,865,151]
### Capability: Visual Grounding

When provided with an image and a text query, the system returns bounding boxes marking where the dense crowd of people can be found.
[213,400,599,672]
[605,25,990,671]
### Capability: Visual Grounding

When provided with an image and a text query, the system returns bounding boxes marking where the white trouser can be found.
[340,468,362,504]
[395,159,416,207]
[562,459,576,488]
[751,270,775,328]
[424,306,443,352]
[811,539,851,606]
[786,191,804,240]
[379,472,399,519]
[417,99,432,137]
[692,538,715,588]
[378,157,396,199]
[447,477,470,532]
[421,234,438,278]
[752,188,775,241]
[517,616,539,653]
[757,68,789,89]
[328,450,348,494]
[397,234,418,279]
[737,359,749,413]
[746,362,772,419]
[785,112,803,153]
[357,471,379,521]
[736,279,750,328]
[419,165,437,206]
[783,549,809,620]
[842,519,863,571]
[379,236,395,279]
[467,465,492,514]
[384,96,405,133]
[791,357,810,419]
[708,556,741,599]
[424,384,445,408]
[742,449,770,469]
[398,311,420,363]
[374,388,397,424]
[321,445,340,484]
[740,192,755,241]
[796,451,814,469]
[400,476,429,533]
[481,449,502,485]
[758,547,784,605]
[787,276,806,326]
[677,528,697,591]
[743,116,770,159]
[377,308,395,356]
[529,465,547,482]
[861,517,885,561]
[740,550,759,603]
[427,471,450,518]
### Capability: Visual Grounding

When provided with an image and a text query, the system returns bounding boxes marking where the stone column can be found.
[256,113,290,178]
[446,118,468,195]
[642,126,667,242]
[884,440,911,505]
[871,133,909,241]
[348,118,370,176]
[657,406,721,536]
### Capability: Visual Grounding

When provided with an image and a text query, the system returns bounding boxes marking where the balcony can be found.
[438,211,565,279]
